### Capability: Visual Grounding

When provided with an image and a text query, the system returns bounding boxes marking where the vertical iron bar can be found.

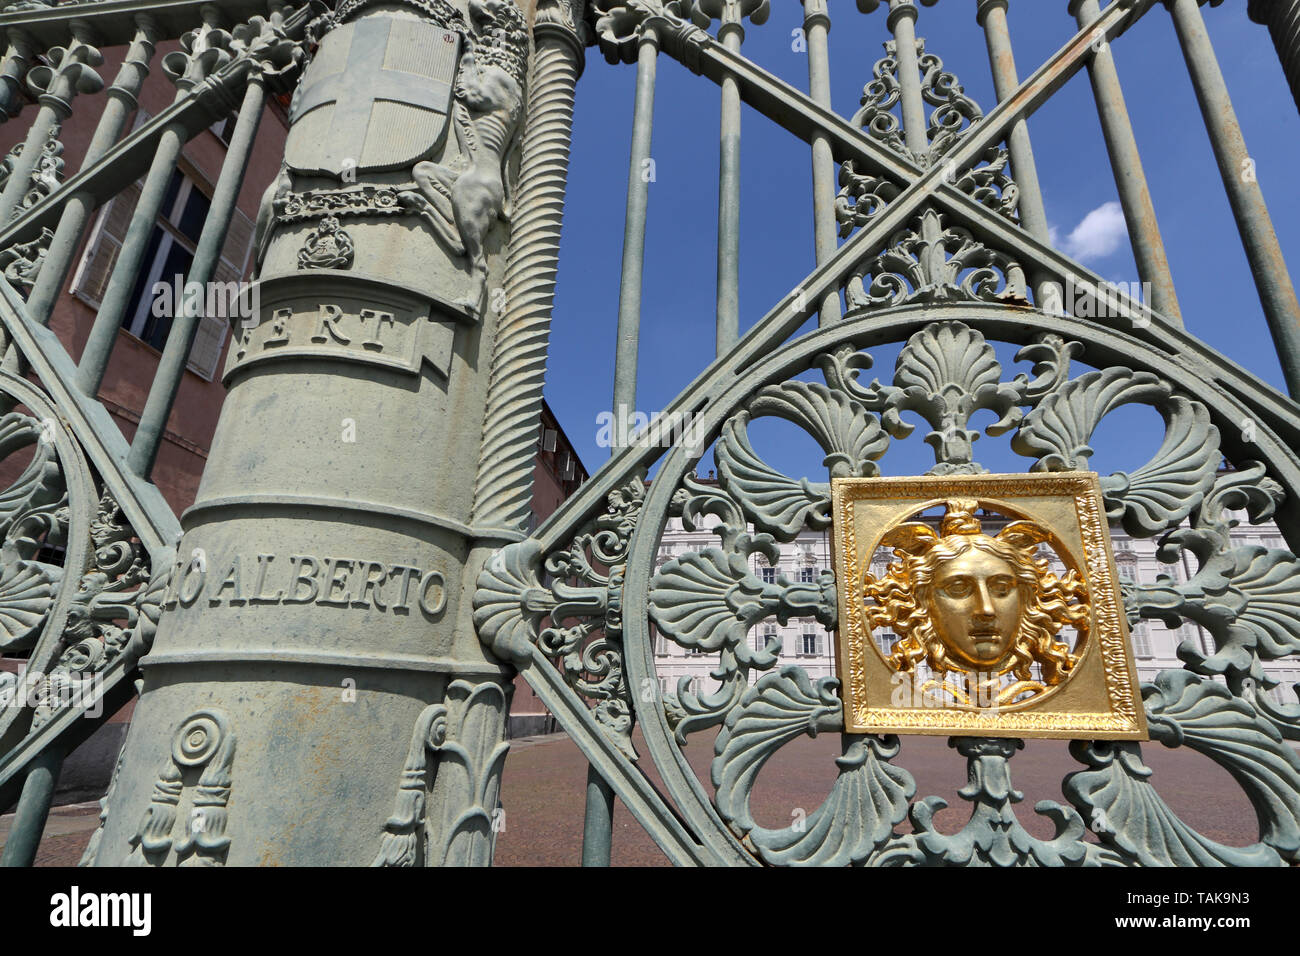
[0,745,63,867]
[802,0,842,325]
[611,31,659,430]
[715,17,743,355]
[27,15,158,328]
[886,1,946,248]
[976,0,1060,308]
[888,1,929,158]
[74,7,226,397]
[581,767,615,866]
[1069,0,1182,324]
[592,25,662,867]
[127,76,265,480]
[72,119,186,397]
[1167,0,1300,398]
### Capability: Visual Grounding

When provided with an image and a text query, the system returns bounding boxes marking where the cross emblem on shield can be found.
[285,15,462,177]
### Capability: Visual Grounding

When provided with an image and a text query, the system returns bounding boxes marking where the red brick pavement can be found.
[4,729,1263,866]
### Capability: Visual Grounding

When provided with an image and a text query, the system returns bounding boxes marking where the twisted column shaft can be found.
[1250,0,1300,114]
[471,18,584,535]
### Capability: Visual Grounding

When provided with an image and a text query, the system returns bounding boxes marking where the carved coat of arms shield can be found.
[284,15,461,177]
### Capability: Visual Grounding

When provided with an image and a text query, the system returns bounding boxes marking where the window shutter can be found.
[72,182,142,306]
[186,209,255,380]
[220,208,255,276]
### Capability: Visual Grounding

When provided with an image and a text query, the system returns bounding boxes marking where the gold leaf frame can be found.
[831,473,1147,739]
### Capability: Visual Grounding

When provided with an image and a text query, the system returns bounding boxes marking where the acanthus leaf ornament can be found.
[714,379,889,538]
[845,210,1027,313]
[1013,367,1222,536]
[1129,464,1300,691]
[881,737,1105,867]
[711,667,915,866]
[1065,669,1300,866]
[474,478,645,757]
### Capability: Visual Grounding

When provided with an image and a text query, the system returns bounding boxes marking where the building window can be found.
[72,166,256,381]
[1131,624,1152,658]
[799,566,817,584]
[1115,555,1138,585]
[760,567,776,585]
[801,631,822,656]
[1270,674,1298,705]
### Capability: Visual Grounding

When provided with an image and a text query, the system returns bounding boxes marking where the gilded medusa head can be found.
[864,499,1090,707]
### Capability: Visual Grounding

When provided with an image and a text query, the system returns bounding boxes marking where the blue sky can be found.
[542,1,1299,482]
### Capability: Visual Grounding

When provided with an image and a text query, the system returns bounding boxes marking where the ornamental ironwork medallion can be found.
[832,473,1147,740]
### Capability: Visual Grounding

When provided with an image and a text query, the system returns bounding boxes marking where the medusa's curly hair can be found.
[864,499,1089,690]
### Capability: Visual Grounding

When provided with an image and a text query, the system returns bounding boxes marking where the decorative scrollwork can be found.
[849,40,905,156]
[0,120,64,219]
[845,210,1027,313]
[479,304,1300,868]
[474,478,644,755]
[879,737,1109,867]
[837,38,1019,233]
[1131,465,1300,691]
[712,668,914,866]
[30,491,164,732]
[1065,669,1300,866]
[1015,367,1222,536]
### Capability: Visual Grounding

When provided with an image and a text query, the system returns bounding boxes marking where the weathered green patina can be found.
[0,0,1296,867]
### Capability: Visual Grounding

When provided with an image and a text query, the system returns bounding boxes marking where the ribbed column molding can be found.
[1250,0,1300,113]
[470,1,587,535]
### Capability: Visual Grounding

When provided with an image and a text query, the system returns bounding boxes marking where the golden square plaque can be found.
[831,473,1147,739]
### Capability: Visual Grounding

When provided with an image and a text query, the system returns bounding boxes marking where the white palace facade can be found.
[651,500,1300,708]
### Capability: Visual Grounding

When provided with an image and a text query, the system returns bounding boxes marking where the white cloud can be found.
[1054,201,1128,263]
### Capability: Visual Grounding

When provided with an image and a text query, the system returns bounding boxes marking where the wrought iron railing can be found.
[0,0,1297,868]
[474,0,1300,865]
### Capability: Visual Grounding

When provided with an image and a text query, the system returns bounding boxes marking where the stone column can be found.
[1249,0,1300,114]
[91,0,539,867]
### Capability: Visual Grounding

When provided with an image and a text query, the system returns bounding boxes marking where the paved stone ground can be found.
[1,730,1265,866]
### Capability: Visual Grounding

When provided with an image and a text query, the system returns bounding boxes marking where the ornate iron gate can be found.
[0,0,1297,867]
